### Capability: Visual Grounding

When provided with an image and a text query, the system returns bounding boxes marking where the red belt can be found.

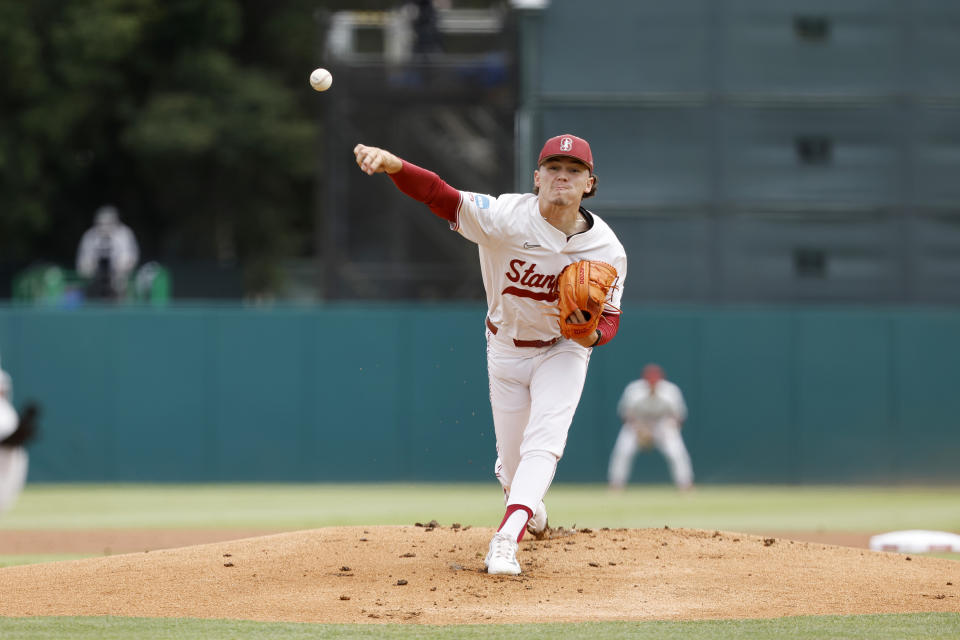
[486,317,560,348]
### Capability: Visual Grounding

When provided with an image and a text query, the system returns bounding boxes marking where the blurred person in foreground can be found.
[0,359,40,517]
[76,204,140,300]
[608,363,694,492]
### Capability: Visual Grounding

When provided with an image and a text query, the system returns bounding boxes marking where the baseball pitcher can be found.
[355,134,627,575]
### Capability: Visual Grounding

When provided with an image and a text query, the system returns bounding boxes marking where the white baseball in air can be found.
[309,68,332,92]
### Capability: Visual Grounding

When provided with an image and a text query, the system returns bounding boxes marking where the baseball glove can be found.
[553,260,619,341]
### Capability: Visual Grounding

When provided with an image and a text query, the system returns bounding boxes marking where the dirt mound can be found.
[1,525,957,624]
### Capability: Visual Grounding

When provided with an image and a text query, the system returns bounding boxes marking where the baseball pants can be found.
[0,448,28,516]
[608,418,693,490]
[486,330,591,510]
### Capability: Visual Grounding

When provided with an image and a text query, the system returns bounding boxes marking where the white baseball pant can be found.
[486,328,591,511]
[608,417,693,490]
[0,448,28,517]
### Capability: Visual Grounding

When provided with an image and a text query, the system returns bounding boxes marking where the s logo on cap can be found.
[537,133,594,172]
[537,133,593,174]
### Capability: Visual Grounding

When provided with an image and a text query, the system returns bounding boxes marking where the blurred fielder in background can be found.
[608,363,694,492]
[354,133,626,575]
[0,357,40,517]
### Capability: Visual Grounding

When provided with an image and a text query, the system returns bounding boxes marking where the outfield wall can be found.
[1,304,957,484]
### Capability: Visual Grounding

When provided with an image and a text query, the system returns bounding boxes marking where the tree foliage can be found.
[0,0,329,296]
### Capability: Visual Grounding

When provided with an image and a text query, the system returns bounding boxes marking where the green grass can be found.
[3,483,960,533]
[1,614,958,640]
[0,553,92,568]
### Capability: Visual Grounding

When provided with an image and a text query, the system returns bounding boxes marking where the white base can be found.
[868,529,960,553]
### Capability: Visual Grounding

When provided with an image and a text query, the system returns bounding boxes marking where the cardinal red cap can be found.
[538,134,594,172]
[643,364,664,384]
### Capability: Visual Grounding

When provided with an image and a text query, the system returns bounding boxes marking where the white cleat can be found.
[526,500,548,539]
[484,531,522,575]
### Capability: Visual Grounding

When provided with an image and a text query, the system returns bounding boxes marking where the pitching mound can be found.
[1,525,957,624]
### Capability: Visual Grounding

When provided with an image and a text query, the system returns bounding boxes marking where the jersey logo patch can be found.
[472,194,490,209]
[523,242,541,249]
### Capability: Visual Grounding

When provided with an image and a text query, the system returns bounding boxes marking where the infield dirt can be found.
[0,525,958,624]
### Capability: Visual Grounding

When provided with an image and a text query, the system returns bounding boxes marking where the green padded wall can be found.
[1,304,957,484]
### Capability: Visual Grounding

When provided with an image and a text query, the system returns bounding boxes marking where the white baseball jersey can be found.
[0,367,14,441]
[453,192,626,342]
[0,397,16,441]
[0,372,28,517]
[618,379,687,426]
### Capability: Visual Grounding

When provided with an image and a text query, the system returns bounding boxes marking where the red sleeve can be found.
[388,160,461,224]
[595,311,620,346]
